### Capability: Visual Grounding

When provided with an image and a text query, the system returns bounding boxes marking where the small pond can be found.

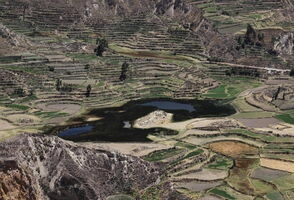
[58,125,93,137]
[52,98,235,142]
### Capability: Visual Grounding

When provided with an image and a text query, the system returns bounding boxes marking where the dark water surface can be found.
[141,101,196,112]
[52,98,235,142]
[58,125,93,137]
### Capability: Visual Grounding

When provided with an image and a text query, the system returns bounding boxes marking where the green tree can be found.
[290,68,294,76]
[94,38,108,56]
[55,78,62,91]
[244,24,256,45]
[86,84,92,97]
[14,88,25,97]
[48,66,55,72]
[119,61,129,81]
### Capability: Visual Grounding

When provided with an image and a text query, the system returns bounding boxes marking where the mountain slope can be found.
[0,134,160,200]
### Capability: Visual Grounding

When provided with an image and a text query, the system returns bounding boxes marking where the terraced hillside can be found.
[0,0,294,199]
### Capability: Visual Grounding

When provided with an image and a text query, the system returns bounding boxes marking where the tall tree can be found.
[94,38,108,56]
[119,61,129,81]
[290,68,294,76]
[244,24,256,45]
[86,84,92,97]
[55,78,62,91]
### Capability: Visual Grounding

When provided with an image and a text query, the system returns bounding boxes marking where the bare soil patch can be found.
[251,167,290,182]
[207,141,258,157]
[227,158,258,195]
[245,95,275,112]
[7,114,40,124]
[175,180,223,192]
[187,118,241,130]
[176,168,228,181]
[182,136,262,147]
[199,195,222,200]
[260,158,294,173]
[37,103,81,114]
[238,117,279,128]
[0,119,15,130]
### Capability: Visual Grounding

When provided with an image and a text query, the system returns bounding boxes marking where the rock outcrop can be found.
[134,110,173,129]
[270,85,294,110]
[274,32,294,55]
[0,23,30,47]
[0,134,160,200]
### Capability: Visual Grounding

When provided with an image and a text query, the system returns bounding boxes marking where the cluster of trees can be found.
[236,24,265,50]
[225,67,260,77]
[207,57,224,63]
[13,88,26,97]
[55,78,74,92]
[55,78,92,97]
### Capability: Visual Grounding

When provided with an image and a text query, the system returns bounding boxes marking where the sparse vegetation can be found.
[175,142,196,150]
[5,104,30,111]
[34,111,69,119]
[143,148,184,162]
[0,0,293,199]
[207,156,233,170]
[209,188,236,200]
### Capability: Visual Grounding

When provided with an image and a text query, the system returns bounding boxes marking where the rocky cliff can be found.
[0,23,30,47]
[0,134,160,200]
[274,32,294,55]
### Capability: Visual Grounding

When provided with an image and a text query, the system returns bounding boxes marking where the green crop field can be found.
[5,104,30,111]
[206,156,233,170]
[209,188,236,200]
[143,148,184,162]
[275,114,294,124]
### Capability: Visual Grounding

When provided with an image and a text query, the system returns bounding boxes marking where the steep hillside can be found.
[0,134,160,200]
[0,1,293,199]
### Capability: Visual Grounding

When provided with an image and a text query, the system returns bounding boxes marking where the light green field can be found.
[203,76,261,99]
[273,174,294,191]
[206,156,233,170]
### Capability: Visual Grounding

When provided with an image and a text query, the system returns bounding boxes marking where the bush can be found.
[290,68,294,76]
[207,57,224,62]
[48,66,55,72]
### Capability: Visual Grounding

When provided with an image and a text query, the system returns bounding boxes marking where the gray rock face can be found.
[0,134,160,200]
[274,33,294,55]
[0,23,30,47]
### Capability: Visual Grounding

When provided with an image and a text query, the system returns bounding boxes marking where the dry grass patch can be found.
[175,180,223,192]
[207,141,258,157]
[7,114,41,124]
[260,158,294,173]
[0,119,15,131]
[175,168,228,181]
[37,103,81,114]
